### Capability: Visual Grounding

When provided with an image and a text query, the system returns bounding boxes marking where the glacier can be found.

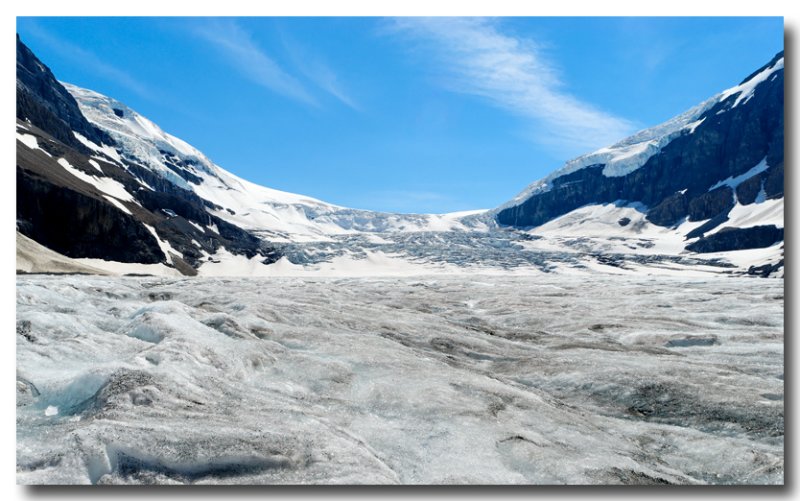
[17,274,783,484]
[64,83,490,243]
[49,78,783,279]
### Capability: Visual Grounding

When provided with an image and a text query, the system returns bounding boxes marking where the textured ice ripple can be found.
[16,275,783,484]
[273,231,735,272]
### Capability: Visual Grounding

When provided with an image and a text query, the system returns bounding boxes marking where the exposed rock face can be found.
[748,259,784,277]
[17,167,165,263]
[16,36,282,274]
[16,36,114,152]
[496,52,784,241]
[688,187,734,222]
[685,226,783,253]
[646,192,690,227]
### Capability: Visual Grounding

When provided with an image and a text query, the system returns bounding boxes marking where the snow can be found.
[88,159,104,173]
[707,197,784,235]
[143,224,181,264]
[685,117,706,134]
[709,158,770,192]
[56,157,135,202]
[531,201,705,255]
[44,406,59,417]
[73,132,123,164]
[102,195,132,216]
[196,248,456,278]
[17,274,784,485]
[442,209,488,218]
[693,243,783,274]
[362,234,391,245]
[17,131,47,153]
[720,57,784,108]
[16,232,110,275]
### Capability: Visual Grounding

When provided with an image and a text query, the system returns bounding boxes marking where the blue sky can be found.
[17,17,783,213]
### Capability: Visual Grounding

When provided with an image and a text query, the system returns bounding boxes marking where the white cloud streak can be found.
[389,17,637,156]
[276,28,361,111]
[298,59,361,111]
[191,19,318,106]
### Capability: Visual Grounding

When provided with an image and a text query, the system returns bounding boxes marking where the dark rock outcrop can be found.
[736,176,763,205]
[17,167,165,263]
[748,259,784,277]
[687,186,734,222]
[685,225,783,253]
[16,36,114,152]
[684,212,730,240]
[646,192,690,227]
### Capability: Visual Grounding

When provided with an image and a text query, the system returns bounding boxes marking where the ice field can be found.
[16,274,783,484]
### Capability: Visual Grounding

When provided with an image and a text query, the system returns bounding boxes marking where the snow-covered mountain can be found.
[16,35,784,277]
[65,83,485,244]
[16,36,486,276]
[496,52,784,275]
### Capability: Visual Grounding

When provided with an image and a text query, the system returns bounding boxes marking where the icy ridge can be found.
[501,56,783,211]
[500,95,722,210]
[65,84,488,241]
[719,57,784,108]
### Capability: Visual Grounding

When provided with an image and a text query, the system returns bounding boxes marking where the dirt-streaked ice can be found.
[16,275,783,484]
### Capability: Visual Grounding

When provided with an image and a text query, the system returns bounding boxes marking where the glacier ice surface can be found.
[17,274,783,484]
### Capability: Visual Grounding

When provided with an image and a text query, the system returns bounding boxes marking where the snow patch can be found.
[685,117,706,134]
[17,132,46,152]
[709,158,770,192]
[720,57,784,108]
[102,196,132,215]
[707,197,783,235]
[88,159,104,173]
[143,224,181,264]
[73,132,123,164]
[57,158,135,202]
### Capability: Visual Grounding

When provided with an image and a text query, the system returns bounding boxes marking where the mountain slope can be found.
[65,84,488,244]
[496,51,783,271]
[16,37,281,276]
[16,34,114,153]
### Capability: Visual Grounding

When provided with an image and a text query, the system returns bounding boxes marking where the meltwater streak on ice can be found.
[17,275,783,485]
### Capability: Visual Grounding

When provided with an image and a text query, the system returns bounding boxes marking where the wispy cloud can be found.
[20,21,152,99]
[293,59,360,111]
[190,19,317,106]
[276,29,361,111]
[388,18,637,156]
